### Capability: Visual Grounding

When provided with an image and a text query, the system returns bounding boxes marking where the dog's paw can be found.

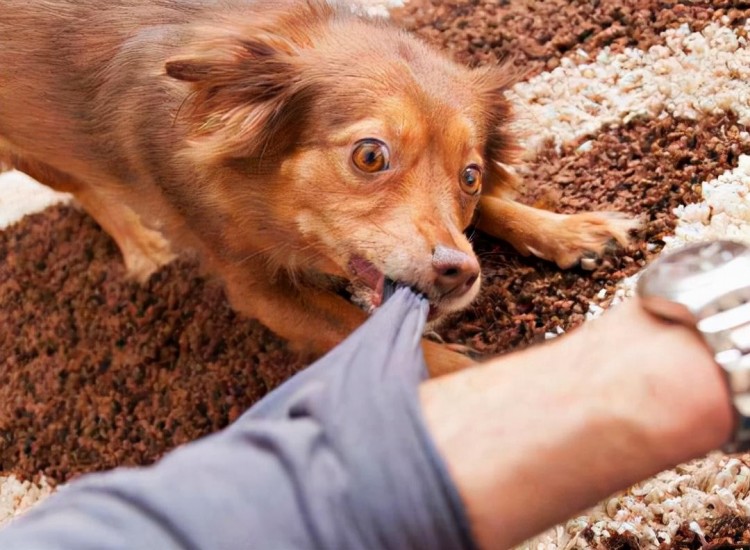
[121,225,177,283]
[544,211,641,269]
[422,340,476,377]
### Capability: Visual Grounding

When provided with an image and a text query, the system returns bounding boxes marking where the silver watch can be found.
[637,240,750,454]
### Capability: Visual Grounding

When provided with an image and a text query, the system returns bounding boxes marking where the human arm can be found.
[421,298,733,549]
[0,291,732,550]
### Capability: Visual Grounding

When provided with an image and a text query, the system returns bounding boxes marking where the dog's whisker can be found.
[232,245,283,268]
[172,90,197,128]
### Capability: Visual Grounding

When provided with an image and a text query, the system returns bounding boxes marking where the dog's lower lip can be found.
[428,305,440,320]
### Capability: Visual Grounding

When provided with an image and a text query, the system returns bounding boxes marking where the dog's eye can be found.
[352,139,390,173]
[460,164,482,195]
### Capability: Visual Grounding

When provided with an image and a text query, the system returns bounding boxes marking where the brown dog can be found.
[0,0,635,375]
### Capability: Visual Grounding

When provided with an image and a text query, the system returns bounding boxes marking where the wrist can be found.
[601,299,734,464]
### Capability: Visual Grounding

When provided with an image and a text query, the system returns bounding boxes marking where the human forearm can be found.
[419,299,733,549]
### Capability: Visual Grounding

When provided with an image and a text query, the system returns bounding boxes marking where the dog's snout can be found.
[432,245,480,297]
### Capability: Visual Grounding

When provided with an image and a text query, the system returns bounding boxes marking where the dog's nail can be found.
[580,256,599,271]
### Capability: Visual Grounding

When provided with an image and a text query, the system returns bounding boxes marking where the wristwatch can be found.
[637,240,750,454]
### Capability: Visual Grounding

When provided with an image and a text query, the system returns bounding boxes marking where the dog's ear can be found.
[165,25,316,164]
[473,62,525,195]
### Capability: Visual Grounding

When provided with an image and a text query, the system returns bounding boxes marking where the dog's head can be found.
[166,0,520,319]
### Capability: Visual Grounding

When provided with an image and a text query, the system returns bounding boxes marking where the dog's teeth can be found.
[381,278,398,303]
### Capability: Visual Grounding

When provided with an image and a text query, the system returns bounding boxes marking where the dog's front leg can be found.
[223,269,367,357]
[221,268,474,376]
[5,155,175,281]
[422,340,475,377]
[477,193,639,269]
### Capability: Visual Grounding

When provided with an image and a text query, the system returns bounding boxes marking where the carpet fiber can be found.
[4,1,750,548]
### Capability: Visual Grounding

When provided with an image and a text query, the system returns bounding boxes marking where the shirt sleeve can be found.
[0,287,479,550]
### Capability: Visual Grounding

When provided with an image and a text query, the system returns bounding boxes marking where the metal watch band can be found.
[697,301,750,453]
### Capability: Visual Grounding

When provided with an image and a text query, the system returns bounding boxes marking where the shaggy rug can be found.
[4,1,750,548]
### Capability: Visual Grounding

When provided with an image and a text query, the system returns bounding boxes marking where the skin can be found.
[420,298,733,549]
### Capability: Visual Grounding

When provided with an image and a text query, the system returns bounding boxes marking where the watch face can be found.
[638,240,750,321]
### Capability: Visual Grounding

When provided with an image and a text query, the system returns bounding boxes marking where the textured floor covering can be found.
[5,1,750,548]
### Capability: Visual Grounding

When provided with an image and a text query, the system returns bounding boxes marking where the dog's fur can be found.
[0,0,636,375]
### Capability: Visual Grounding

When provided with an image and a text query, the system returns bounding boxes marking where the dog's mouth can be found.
[346,255,441,320]
[348,256,386,308]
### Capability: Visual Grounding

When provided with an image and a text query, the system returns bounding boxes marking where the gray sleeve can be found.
[0,288,479,550]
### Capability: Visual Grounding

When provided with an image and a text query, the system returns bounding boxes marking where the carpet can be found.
[3,1,750,548]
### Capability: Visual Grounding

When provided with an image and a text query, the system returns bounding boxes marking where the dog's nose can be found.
[432,245,480,297]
